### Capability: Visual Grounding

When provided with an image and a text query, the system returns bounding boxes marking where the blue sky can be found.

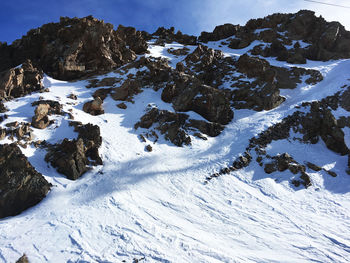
[1,0,349,43]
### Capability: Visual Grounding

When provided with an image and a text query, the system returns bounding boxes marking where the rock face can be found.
[0,16,148,80]
[45,123,102,180]
[153,27,197,45]
[200,10,350,63]
[199,24,239,42]
[135,108,224,147]
[0,143,51,218]
[0,60,44,100]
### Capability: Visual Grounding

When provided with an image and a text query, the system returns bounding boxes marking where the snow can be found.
[0,40,350,263]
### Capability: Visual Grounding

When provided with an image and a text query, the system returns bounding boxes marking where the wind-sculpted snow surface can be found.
[0,13,350,263]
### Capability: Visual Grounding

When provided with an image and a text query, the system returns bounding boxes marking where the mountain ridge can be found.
[0,9,349,263]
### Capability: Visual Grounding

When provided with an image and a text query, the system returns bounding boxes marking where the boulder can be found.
[31,104,50,129]
[83,97,104,116]
[0,143,51,218]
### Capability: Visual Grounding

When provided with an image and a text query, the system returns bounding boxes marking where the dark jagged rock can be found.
[45,123,102,180]
[185,44,224,68]
[233,54,322,110]
[250,99,349,156]
[232,152,252,169]
[87,77,120,89]
[45,138,89,180]
[31,99,63,129]
[31,104,51,129]
[340,86,350,111]
[153,27,197,45]
[0,60,44,100]
[16,254,29,263]
[31,100,63,115]
[0,143,51,218]
[199,24,239,43]
[116,25,148,54]
[0,101,7,113]
[135,108,191,147]
[0,16,147,80]
[173,83,233,125]
[234,54,285,111]
[92,88,113,101]
[135,108,225,147]
[83,97,104,116]
[306,162,322,172]
[112,79,142,102]
[167,47,190,56]
[236,10,350,62]
[187,119,224,137]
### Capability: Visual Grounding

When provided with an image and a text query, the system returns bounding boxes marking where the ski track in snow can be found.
[0,41,350,263]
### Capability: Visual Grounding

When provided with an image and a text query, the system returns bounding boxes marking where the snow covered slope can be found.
[0,39,350,263]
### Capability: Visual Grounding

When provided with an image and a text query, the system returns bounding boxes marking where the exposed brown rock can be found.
[116,25,148,54]
[117,102,127,109]
[112,79,142,102]
[145,144,153,152]
[45,123,102,180]
[0,143,51,218]
[31,104,50,129]
[83,97,104,116]
[16,254,29,263]
[93,88,112,101]
[0,16,144,80]
[199,24,239,42]
[153,27,197,45]
[0,60,44,100]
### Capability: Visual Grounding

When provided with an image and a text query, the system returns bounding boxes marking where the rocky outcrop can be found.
[31,104,51,129]
[199,24,240,42]
[116,25,148,54]
[135,108,225,147]
[31,100,63,129]
[232,54,322,110]
[135,108,191,147]
[153,27,197,45]
[249,99,349,156]
[0,16,148,80]
[0,143,51,218]
[83,97,104,115]
[340,86,350,111]
[45,122,102,180]
[0,60,44,100]
[246,10,350,62]
[234,54,284,110]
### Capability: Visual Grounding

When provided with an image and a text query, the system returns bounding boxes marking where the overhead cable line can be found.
[304,0,350,8]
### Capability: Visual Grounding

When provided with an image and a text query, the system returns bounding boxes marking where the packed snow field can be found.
[0,40,350,263]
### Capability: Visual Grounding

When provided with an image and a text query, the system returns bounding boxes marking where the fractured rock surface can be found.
[0,143,51,218]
